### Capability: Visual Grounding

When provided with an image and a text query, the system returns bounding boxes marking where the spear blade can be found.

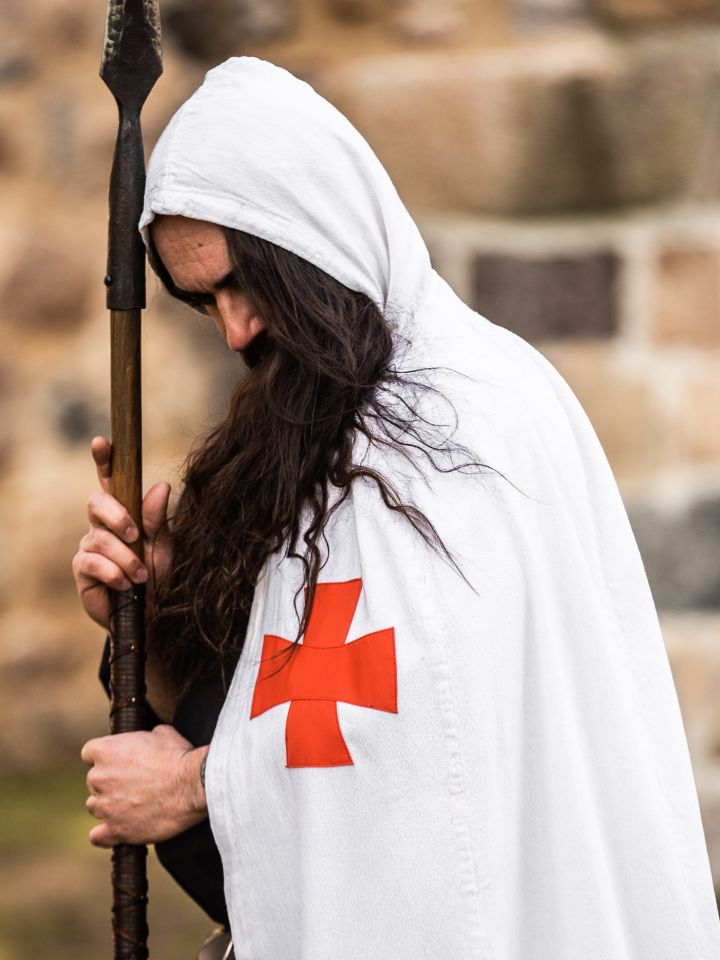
[100,0,162,313]
[101,0,162,106]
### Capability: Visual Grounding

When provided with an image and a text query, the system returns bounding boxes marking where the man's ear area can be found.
[145,221,166,277]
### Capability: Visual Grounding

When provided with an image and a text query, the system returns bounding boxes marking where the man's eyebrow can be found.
[175,269,237,298]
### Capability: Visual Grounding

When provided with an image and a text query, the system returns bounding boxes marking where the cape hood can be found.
[140,57,430,328]
[141,57,720,960]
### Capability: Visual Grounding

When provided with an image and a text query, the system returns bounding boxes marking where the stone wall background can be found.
[1,0,719,897]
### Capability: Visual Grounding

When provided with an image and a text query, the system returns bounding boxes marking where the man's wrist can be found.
[182,744,210,817]
[200,752,208,792]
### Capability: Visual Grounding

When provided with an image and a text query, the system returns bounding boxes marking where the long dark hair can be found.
[146,225,508,696]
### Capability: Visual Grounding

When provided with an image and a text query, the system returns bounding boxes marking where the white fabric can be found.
[141,57,720,960]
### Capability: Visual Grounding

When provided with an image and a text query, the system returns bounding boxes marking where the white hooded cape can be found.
[140,57,720,960]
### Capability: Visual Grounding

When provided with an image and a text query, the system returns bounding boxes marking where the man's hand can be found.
[81,725,209,847]
[72,435,173,630]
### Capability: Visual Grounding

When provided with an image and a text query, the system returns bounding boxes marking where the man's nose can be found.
[217,291,265,352]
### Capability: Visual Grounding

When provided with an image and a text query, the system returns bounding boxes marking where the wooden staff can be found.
[100,3,162,957]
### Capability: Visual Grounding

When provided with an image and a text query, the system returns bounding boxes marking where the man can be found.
[74,56,720,958]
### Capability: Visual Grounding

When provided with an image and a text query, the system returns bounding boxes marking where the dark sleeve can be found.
[154,822,228,925]
[98,636,229,925]
[155,671,231,926]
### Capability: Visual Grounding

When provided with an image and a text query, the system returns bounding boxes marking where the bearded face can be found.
[150,216,270,361]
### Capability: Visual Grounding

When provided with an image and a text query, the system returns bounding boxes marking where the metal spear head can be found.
[100,0,162,106]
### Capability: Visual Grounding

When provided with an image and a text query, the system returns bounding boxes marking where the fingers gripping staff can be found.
[100,3,162,957]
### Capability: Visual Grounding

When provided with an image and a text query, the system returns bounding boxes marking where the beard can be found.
[148,325,362,690]
[148,248,445,694]
[240,327,275,369]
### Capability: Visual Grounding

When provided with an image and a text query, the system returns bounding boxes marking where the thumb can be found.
[142,481,171,541]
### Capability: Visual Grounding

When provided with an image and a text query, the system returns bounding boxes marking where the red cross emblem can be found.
[250,578,397,767]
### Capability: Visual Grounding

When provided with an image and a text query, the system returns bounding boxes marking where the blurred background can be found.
[1,0,720,956]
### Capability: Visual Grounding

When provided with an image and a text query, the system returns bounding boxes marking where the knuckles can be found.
[110,568,129,589]
[90,827,114,848]
[82,735,107,765]
[87,491,126,531]
[83,527,107,551]
[86,767,102,792]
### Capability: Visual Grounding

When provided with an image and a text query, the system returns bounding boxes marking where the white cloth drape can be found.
[140,57,720,960]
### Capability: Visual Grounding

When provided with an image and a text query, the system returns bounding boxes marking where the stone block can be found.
[0,2,34,89]
[162,0,298,61]
[15,56,202,198]
[680,357,720,463]
[322,31,720,214]
[595,0,720,26]
[53,393,109,447]
[661,612,720,887]
[0,80,113,196]
[472,250,620,340]
[0,123,17,172]
[0,607,108,772]
[511,0,591,31]
[628,496,720,609]
[650,247,720,347]
[1,234,93,331]
[540,342,676,477]
[0,363,14,475]
[323,0,381,22]
[391,0,468,41]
